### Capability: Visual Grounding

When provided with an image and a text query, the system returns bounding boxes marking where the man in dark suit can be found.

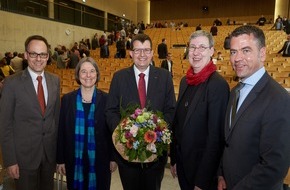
[157,38,168,59]
[106,34,176,190]
[218,25,290,190]
[161,52,173,76]
[277,35,290,57]
[0,35,60,190]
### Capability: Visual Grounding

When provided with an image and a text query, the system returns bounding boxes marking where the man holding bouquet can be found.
[106,34,176,190]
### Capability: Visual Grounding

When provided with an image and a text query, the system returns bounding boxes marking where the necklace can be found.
[82,97,92,103]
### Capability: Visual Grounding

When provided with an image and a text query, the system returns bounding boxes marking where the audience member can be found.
[196,24,202,31]
[105,33,176,190]
[0,35,60,190]
[271,18,283,30]
[67,48,79,69]
[158,38,168,59]
[115,36,126,58]
[56,50,69,69]
[170,30,229,190]
[0,55,14,77]
[10,52,23,73]
[213,18,223,26]
[161,53,173,76]
[277,35,290,57]
[257,15,267,26]
[91,33,100,50]
[57,57,117,190]
[210,23,218,36]
[217,25,290,190]
[4,52,13,65]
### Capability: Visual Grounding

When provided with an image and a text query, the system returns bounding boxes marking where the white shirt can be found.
[133,65,150,94]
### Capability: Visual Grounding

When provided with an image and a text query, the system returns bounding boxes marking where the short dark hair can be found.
[162,38,166,42]
[25,35,49,52]
[230,25,265,49]
[75,57,100,85]
[131,34,152,50]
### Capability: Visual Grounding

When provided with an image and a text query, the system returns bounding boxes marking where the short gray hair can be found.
[189,30,214,47]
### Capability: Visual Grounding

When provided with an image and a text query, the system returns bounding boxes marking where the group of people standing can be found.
[0,24,290,190]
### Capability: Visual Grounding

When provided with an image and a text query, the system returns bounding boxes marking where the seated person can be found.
[277,35,290,57]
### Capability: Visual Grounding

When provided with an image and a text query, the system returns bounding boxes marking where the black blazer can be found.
[161,60,173,73]
[221,72,290,190]
[157,43,168,59]
[105,65,176,165]
[170,72,229,189]
[56,89,112,190]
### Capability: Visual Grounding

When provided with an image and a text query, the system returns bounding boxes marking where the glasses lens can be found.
[133,49,151,54]
[28,52,48,58]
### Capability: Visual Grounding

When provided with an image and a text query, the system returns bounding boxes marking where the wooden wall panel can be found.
[150,0,275,24]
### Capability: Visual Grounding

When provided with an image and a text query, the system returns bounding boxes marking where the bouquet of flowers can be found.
[112,106,171,163]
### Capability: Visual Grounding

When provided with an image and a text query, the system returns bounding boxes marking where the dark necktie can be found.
[138,73,146,108]
[231,82,245,125]
[37,76,46,116]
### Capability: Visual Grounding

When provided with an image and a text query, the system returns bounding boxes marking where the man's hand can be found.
[170,164,177,178]
[57,164,66,176]
[7,164,19,179]
[217,176,227,190]
[110,161,118,173]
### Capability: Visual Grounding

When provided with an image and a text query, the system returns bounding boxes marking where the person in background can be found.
[0,35,60,190]
[256,15,267,26]
[277,34,290,57]
[218,25,290,190]
[0,54,15,77]
[196,24,202,31]
[91,33,100,50]
[57,57,117,190]
[158,38,168,59]
[105,33,176,190]
[170,30,229,190]
[210,23,218,36]
[161,52,174,76]
[10,52,23,73]
[56,50,70,69]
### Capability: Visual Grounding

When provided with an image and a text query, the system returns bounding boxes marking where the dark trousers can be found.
[15,153,55,190]
[118,156,167,190]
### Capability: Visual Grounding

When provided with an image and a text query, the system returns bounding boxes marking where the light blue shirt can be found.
[237,67,266,111]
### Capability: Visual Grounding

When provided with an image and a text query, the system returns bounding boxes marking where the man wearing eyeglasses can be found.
[106,34,176,190]
[0,35,60,190]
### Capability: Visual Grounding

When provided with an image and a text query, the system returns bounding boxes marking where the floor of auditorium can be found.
[2,167,180,190]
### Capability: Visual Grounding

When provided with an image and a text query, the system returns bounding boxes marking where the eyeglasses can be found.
[132,48,152,54]
[188,46,211,52]
[80,69,97,76]
[27,51,49,59]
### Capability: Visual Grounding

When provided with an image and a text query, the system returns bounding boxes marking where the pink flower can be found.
[134,108,143,116]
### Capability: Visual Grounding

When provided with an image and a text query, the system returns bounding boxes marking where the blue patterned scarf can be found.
[74,88,97,190]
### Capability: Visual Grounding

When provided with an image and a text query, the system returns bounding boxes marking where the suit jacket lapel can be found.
[126,66,140,104]
[22,69,42,114]
[183,82,207,129]
[226,73,269,140]
[147,66,158,105]
[45,72,53,116]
